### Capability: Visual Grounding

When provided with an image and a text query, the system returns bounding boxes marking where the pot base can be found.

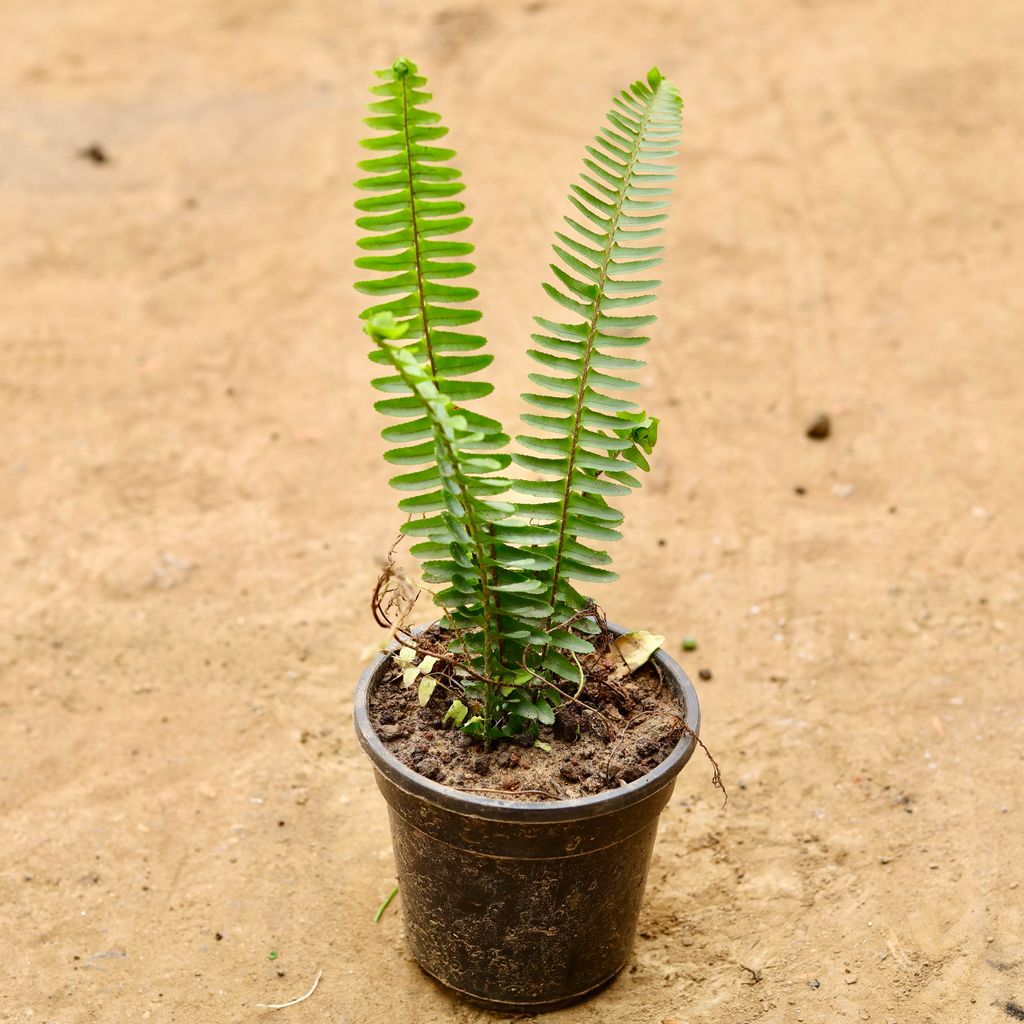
[417,959,624,1014]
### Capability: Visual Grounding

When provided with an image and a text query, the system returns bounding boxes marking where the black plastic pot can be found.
[353,626,701,1013]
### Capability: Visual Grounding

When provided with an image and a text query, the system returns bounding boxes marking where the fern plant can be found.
[357,58,682,746]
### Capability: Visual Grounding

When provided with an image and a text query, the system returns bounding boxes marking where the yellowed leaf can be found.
[613,630,665,673]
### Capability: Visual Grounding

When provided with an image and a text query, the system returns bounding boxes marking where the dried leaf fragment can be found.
[613,630,665,672]
[417,676,437,706]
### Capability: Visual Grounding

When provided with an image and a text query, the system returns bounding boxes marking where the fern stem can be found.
[392,68,494,658]
[435,438,504,746]
[394,64,506,684]
[371,326,505,741]
[542,92,660,625]
[396,65,437,375]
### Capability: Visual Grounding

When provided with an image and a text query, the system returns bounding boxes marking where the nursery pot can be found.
[353,625,701,1013]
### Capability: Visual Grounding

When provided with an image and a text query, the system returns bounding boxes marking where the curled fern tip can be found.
[392,56,416,78]
[364,311,409,342]
[647,66,663,89]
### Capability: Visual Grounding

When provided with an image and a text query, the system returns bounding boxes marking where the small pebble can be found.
[78,143,110,165]
[698,668,713,681]
[806,413,831,440]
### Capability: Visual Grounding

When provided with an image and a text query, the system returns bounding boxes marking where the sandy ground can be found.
[2,1,1022,1022]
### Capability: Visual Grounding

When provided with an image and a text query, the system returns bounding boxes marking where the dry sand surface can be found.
[2,1,1022,1022]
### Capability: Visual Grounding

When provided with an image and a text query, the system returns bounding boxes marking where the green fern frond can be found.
[364,313,522,676]
[356,61,685,736]
[514,68,683,630]
[355,58,496,410]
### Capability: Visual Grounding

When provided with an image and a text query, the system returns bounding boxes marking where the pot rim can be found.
[353,621,701,824]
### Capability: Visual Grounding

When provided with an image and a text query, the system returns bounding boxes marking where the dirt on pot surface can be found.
[368,626,686,799]
[2,2,1022,1024]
